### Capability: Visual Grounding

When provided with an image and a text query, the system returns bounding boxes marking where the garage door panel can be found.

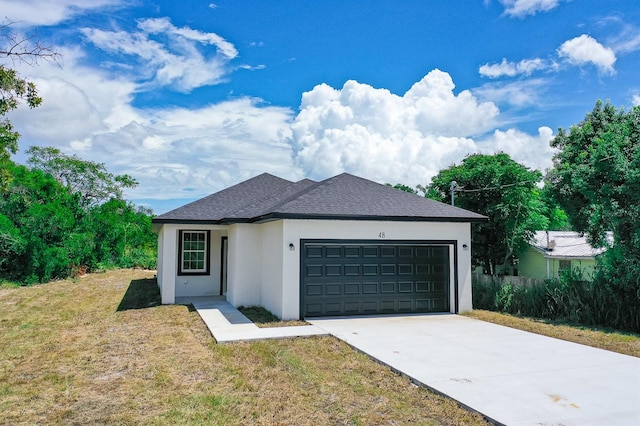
[381,282,396,293]
[398,264,413,274]
[326,246,342,257]
[302,242,451,317]
[326,264,342,276]
[344,246,360,257]
[363,264,378,275]
[306,284,323,296]
[306,246,323,258]
[381,264,396,275]
[416,281,429,292]
[415,299,430,309]
[398,300,413,311]
[325,283,342,295]
[344,264,360,275]
[306,265,323,277]
[306,303,323,316]
[398,247,413,257]
[344,283,360,294]
[344,301,360,313]
[362,282,378,294]
[432,298,448,311]
[398,281,413,292]
[381,247,396,257]
[380,300,395,311]
[325,302,342,314]
[363,247,378,257]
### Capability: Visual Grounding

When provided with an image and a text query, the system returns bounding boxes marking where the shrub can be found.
[473,269,640,333]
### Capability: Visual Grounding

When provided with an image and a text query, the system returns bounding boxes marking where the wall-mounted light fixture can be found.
[289,243,295,251]
[462,244,469,250]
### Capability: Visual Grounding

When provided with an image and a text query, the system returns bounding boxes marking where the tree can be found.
[26,146,138,208]
[427,153,546,274]
[0,157,155,283]
[0,20,59,190]
[546,101,640,330]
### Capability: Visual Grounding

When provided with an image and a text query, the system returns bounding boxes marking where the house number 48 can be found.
[378,232,386,238]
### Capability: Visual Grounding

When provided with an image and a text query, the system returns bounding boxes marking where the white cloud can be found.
[474,78,548,108]
[81,17,238,92]
[479,126,556,171]
[10,49,557,211]
[0,0,122,27]
[290,70,499,186]
[558,34,616,74]
[479,57,548,78]
[8,48,299,206]
[632,92,640,106]
[500,0,562,18]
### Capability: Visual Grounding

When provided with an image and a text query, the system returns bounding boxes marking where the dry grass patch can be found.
[465,310,640,358]
[238,306,308,328]
[0,269,488,425]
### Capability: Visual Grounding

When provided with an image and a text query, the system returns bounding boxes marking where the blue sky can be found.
[4,0,640,213]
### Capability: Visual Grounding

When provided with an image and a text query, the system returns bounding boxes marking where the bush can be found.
[473,269,640,333]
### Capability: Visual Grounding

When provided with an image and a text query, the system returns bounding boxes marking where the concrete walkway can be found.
[177,297,328,343]
[308,314,640,426]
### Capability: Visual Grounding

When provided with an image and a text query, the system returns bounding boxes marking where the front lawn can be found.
[0,269,487,425]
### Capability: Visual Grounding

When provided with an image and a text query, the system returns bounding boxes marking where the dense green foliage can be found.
[473,271,639,332]
[546,101,640,332]
[0,157,156,284]
[427,153,550,274]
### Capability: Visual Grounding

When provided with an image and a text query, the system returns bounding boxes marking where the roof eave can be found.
[151,218,224,225]
[250,212,488,223]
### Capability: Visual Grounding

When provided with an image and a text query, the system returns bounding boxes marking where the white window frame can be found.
[178,230,210,275]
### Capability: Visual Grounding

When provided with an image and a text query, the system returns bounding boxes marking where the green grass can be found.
[0,270,488,425]
[465,310,640,357]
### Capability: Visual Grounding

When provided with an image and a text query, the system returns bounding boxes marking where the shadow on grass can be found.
[117,278,161,311]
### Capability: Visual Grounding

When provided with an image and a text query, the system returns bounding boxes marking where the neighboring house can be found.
[152,173,486,320]
[517,231,609,280]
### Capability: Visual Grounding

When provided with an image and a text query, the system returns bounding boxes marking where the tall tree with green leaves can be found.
[1,20,59,189]
[427,153,547,274]
[546,100,640,329]
[26,146,138,209]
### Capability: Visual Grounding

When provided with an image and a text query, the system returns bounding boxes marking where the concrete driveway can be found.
[308,314,640,426]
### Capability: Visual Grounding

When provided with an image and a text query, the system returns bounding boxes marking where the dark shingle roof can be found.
[153,172,487,224]
[154,173,293,222]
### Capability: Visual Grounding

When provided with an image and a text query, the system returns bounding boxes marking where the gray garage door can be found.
[301,242,450,317]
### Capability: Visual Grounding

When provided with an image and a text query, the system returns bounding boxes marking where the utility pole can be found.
[450,181,457,206]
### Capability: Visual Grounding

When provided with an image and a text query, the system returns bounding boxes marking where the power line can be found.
[453,180,537,193]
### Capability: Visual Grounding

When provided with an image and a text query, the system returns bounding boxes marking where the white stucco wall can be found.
[157,219,473,319]
[155,223,227,303]
[226,224,262,308]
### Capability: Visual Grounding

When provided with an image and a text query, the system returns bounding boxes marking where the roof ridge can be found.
[226,178,318,218]
[251,177,325,215]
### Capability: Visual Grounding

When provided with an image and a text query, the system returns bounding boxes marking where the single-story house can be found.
[517,231,609,280]
[152,173,487,319]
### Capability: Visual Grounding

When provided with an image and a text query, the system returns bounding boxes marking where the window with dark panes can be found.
[559,259,571,273]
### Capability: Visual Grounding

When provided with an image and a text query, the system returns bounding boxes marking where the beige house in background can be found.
[517,231,609,280]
